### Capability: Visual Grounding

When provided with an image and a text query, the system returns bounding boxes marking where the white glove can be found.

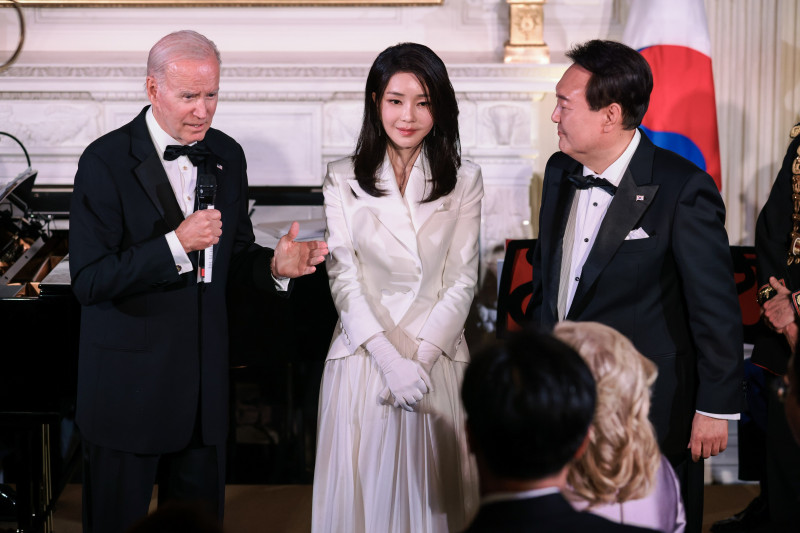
[367,334,431,412]
[378,339,442,404]
[414,340,442,378]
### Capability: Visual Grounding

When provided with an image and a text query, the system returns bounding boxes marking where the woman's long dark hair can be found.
[353,42,461,203]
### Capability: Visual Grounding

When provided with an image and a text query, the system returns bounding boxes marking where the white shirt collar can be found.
[145,106,196,160]
[583,128,641,186]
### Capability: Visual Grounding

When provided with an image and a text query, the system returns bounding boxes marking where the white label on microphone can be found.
[202,203,214,283]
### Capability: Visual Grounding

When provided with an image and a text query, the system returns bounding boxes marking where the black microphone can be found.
[197,173,217,283]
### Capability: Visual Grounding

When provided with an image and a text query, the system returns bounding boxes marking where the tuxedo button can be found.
[574,276,579,282]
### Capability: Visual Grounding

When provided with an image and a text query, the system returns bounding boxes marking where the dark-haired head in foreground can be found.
[462,329,596,490]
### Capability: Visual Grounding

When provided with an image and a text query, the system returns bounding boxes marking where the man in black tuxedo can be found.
[461,329,657,533]
[69,30,328,533]
[526,40,743,533]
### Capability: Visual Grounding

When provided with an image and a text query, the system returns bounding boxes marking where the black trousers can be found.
[81,430,224,533]
[764,372,800,526]
[668,451,705,533]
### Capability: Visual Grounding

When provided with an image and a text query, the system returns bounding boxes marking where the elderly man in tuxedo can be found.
[461,329,657,533]
[526,39,742,533]
[69,30,327,533]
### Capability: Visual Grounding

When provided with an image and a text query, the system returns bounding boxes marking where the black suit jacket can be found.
[69,106,281,454]
[462,493,658,533]
[752,130,800,375]
[527,132,743,456]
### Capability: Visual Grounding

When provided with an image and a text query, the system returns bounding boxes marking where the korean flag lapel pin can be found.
[636,194,645,201]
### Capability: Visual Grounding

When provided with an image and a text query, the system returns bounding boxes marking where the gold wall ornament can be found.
[0,0,25,74]
[504,0,549,64]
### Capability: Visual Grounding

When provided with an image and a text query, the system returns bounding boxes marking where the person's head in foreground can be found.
[461,329,596,493]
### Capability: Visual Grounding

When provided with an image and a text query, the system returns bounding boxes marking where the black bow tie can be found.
[567,173,617,196]
[163,143,211,167]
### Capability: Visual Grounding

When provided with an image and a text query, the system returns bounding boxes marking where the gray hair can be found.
[146,30,221,86]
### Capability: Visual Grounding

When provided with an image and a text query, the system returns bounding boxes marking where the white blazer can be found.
[323,154,484,363]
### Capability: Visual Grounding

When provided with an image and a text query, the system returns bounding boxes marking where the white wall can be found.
[3,0,796,247]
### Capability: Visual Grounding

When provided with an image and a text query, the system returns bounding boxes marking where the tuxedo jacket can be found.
[462,493,658,533]
[69,106,279,454]
[527,132,743,456]
[323,155,483,361]
[752,130,800,375]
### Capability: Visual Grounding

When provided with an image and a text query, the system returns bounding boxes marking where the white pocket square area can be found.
[625,227,650,240]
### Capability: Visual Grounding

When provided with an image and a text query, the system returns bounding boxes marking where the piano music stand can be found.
[0,167,45,285]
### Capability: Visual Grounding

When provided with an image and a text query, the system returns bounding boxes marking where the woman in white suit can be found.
[312,43,482,533]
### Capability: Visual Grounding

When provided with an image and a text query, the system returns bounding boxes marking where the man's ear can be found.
[146,76,158,104]
[602,103,623,131]
[573,426,593,460]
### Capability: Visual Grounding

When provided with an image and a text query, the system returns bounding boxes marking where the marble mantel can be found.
[0,52,566,295]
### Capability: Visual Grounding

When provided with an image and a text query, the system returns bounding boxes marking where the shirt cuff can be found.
[165,231,193,274]
[696,410,740,421]
[271,274,291,292]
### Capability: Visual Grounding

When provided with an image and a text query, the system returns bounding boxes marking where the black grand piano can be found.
[0,142,336,531]
[0,153,78,532]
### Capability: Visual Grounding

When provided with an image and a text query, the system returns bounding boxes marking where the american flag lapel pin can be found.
[636,194,644,201]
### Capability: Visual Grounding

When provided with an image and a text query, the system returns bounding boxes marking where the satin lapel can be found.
[569,144,659,316]
[131,110,184,231]
[346,160,419,258]
[406,157,446,233]
[542,162,580,323]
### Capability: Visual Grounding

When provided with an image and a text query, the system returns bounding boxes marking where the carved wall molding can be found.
[0,91,95,101]
[0,52,564,288]
[1,65,144,78]
[1,62,562,84]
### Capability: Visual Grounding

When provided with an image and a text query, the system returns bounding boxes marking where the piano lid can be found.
[0,166,38,208]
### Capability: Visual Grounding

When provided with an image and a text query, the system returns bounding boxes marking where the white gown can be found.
[312,156,482,533]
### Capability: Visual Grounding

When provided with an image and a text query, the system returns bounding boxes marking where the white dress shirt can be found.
[145,107,195,275]
[565,130,641,313]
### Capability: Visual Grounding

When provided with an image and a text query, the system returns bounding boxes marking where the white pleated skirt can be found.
[311,329,479,533]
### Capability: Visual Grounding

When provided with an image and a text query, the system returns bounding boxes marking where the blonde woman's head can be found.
[553,321,661,506]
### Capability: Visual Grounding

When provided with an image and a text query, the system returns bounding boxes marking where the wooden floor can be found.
[3,482,761,533]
